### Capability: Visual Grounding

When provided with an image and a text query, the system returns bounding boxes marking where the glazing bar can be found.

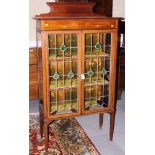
[102,33,106,104]
[110,33,112,72]
[90,33,93,107]
[70,34,72,110]
[55,34,58,111]
[62,34,65,110]
[48,35,52,113]
[96,33,99,104]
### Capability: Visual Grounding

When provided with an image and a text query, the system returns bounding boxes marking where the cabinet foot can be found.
[39,101,44,138]
[39,112,44,138]
[99,113,104,129]
[44,121,49,151]
[109,111,116,141]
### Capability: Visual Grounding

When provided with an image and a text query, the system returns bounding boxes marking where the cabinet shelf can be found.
[49,78,77,89]
[49,81,109,91]
[49,55,78,61]
[85,53,110,59]
[49,77,109,90]
[84,80,109,87]
[49,85,78,91]
[49,53,110,62]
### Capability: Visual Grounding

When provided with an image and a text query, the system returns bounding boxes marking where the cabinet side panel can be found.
[37,47,43,101]
[41,31,49,118]
[36,30,43,102]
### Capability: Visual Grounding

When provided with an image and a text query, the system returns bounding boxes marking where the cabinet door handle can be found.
[81,74,85,80]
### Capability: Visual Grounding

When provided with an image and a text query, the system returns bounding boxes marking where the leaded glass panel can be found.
[84,32,112,110]
[48,33,79,115]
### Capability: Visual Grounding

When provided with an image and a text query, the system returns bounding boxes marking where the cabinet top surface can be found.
[34,15,118,20]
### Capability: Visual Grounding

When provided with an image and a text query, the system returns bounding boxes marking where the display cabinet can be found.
[34,2,118,152]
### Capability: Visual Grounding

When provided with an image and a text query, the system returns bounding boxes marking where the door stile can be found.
[41,31,49,119]
[77,32,83,115]
[81,31,85,114]
[108,30,118,110]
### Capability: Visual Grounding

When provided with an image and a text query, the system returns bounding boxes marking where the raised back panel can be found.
[56,0,113,17]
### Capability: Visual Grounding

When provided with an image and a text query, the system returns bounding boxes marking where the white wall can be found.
[29,0,55,45]
[29,0,125,45]
[113,0,125,17]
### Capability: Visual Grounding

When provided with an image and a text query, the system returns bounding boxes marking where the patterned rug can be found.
[29,115,101,155]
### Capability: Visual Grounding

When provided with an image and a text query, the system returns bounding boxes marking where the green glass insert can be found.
[95,42,102,49]
[60,44,67,52]
[68,70,75,79]
[52,72,60,80]
[87,68,94,77]
[102,68,108,75]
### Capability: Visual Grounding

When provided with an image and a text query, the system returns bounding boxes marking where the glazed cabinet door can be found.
[46,31,82,118]
[81,30,117,114]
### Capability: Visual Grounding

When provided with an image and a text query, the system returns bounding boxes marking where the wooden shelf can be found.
[49,53,110,62]
[49,79,109,90]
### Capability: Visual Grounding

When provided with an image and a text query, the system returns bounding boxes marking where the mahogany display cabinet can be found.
[34,2,118,151]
